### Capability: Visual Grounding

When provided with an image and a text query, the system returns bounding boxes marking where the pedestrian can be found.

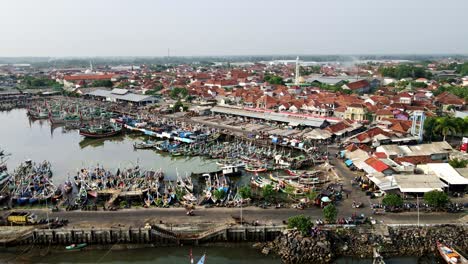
[346,192,349,199]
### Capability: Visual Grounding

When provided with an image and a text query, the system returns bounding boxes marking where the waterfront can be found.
[0,109,219,182]
[0,245,281,264]
[0,246,428,264]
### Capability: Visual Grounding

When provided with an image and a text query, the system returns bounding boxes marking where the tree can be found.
[91,80,113,87]
[382,194,403,208]
[288,215,313,235]
[172,100,185,112]
[238,185,252,199]
[434,117,458,141]
[424,190,449,209]
[305,190,318,200]
[323,204,338,223]
[170,87,188,99]
[213,189,226,202]
[262,184,275,202]
[264,74,284,85]
[449,158,468,168]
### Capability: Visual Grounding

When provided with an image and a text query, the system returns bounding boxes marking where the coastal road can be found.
[24,207,467,229]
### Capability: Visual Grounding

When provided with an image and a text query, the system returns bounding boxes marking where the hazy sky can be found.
[1,0,467,57]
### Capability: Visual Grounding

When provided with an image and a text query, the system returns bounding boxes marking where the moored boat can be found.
[66,243,88,250]
[79,123,122,138]
[437,242,468,264]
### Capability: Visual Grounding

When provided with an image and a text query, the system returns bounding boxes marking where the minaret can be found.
[295,56,300,85]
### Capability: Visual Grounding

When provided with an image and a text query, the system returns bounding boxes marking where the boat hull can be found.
[79,130,121,138]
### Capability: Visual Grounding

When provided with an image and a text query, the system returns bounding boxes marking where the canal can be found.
[0,109,219,183]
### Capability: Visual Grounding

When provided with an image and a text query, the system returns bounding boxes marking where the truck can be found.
[6,212,37,225]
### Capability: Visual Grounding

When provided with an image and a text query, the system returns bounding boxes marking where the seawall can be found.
[259,224,468,263]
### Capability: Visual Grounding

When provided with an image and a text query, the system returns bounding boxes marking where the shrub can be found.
[287,215,313,235]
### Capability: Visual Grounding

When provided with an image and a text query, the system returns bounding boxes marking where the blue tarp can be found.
[345,159,353,166]
[272,137,278,143]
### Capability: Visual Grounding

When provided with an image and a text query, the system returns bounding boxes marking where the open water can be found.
[0,109,219,183]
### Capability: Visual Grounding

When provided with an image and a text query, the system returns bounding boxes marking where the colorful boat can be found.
[79,123,122,138]
[437,242,468,264]
[66,243,88,250]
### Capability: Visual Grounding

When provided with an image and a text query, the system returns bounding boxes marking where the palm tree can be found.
[434,117,458,141]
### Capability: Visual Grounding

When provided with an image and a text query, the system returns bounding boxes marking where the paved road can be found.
[5,145,467,229]
[22,206,466,229]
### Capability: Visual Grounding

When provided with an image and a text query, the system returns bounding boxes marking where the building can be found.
[422,163,468,192]
[376,141,452,161]
[85,88,157,106]
[344,103,368,121]
[342,80,371,94]
[210,105,337,128]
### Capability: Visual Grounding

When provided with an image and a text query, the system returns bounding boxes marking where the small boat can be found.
[133,140,156,149]
[245,165,267,173]
[66,243,88,250]
[79,123,122,138]
[437,242,468,264]
[197,254,206,264]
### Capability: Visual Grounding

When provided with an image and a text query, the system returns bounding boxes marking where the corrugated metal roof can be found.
[427,163,468,185]
[211,106,328,128]
[86,89,156,103]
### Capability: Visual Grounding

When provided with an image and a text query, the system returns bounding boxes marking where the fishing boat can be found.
[66,243,87,250]
[437,242,468,264]
[197,254,206,264]
[79,123,122,138]
[245,164,267,173]
[133,140,156,149]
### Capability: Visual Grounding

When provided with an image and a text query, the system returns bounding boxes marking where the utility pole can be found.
[240,198,243,226]
[417,195,420,227]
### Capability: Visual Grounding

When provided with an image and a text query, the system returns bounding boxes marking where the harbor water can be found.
[0,109,219,182]
[0,245,426,264]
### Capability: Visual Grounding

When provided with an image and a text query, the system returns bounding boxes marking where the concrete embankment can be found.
[4,225,284,247]
[3,223,467,263]
[258,224,468,263]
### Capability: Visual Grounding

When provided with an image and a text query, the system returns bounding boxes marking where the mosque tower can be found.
[295,56,300,85]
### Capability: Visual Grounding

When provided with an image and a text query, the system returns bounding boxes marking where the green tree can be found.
[91,80,113,87]
[172,100,185,112]
[213,189,226,202]
[238,185,252,199]
[264,74,284,85]
[262,184,275,202]
[456,62,468,76]
[424,190,450,209]
[382,194,403,208]
[305,190,318,200]
[170,87,188,99]
[449,158,468,168]
[323,204,338,223]
[287,215,313,235]
[434,117,458,141]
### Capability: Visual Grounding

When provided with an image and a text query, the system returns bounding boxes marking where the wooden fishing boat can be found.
[245,165,267,173]
[79,123,122,138]
[133,140,156,149]
[437,242,468,264]
[66,243,87,250]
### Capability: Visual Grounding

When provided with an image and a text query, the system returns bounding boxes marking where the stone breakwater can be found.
[257,225,468,263]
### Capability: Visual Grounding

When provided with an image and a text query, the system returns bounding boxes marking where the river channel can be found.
[0,109,219,183]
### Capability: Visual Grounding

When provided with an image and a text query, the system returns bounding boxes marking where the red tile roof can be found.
[345,80,370,90]
[64,74,115,81]
[365,157,391,172]
[394,155,438,165]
